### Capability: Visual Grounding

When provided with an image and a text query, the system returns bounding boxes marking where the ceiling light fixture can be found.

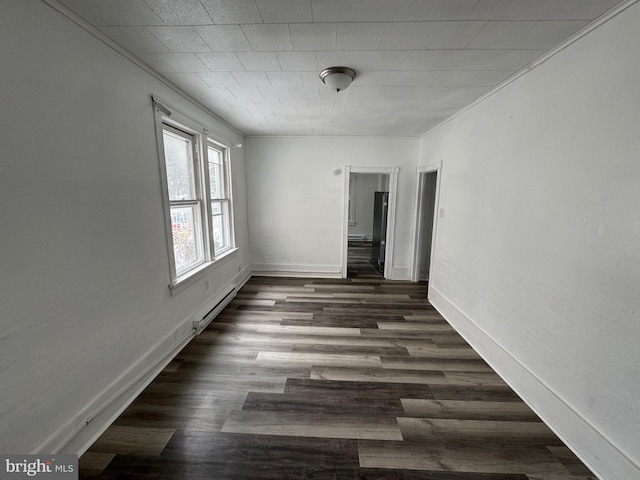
[319,66,356,92]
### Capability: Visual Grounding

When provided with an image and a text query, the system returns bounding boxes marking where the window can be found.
[163,125,204,275]
[154,99,236,287]
[207,143,233,255]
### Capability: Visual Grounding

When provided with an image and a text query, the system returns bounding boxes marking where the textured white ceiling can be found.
[56,0,621,136]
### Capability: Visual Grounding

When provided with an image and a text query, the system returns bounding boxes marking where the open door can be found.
[417,173,437,281]
[343,166,399,279]
[412,164,442,291]
[346,174,389,278]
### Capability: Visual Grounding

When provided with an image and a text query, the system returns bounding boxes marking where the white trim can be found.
[41,0,244,138]
[42,0,636,144]
[391,267,411,280]
[342,166,399,279]
[348,234,368,242]
[152,98,178,283]
[235,265,253,290]
[37,318,196,455]
[429,287,640,480]
[37,269,251,455]
[421,0,640,140]
[153,96,239,292]
[348,174,357,225]
[343,168,354,278]
[411,162,443,282]
[251,264,342,278]
[246,134,419,140]
[153,94,236,151]
[222,145,237,254]
[170,248,239,295]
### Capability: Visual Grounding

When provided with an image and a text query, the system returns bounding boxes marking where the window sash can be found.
[207,146,225,201]
[170,202,205,274]
[154,98,236,286]
[207,143,234,256]
[162,126,198,202]
[161,123,207,276]
[211,199,231,254]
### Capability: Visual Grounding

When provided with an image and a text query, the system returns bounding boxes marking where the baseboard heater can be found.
[193,287,237,334]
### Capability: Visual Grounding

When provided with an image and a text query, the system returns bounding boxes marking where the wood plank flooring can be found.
[347,241,383,279]
[79,277,596,479]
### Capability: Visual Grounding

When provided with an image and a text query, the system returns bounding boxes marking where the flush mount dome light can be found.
[319,66,356,92]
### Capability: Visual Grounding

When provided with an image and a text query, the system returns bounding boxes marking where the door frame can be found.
[411,162,442,285]
[342,166,399,279]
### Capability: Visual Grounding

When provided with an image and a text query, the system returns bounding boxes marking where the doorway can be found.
[412,165,441,289]
[346,173,389,278]
[342,166,399,279]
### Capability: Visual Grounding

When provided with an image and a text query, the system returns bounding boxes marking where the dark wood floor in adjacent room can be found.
[79,277,596,479]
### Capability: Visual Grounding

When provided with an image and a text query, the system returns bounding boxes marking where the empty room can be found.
[1,1,638,479]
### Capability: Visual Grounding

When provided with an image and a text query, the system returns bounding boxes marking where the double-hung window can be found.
[207,143,233,255]
[162,125,205,275]
[154,98,236,288]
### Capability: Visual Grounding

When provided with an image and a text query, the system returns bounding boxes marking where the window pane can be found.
[211,201,229,252]
[208,147,225,199]
[163,129,196,201]
[170,205,202,272]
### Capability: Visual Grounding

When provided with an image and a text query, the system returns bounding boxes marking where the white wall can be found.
[0,0,249,454]
[246,137,419,278]
[419,3,640,479]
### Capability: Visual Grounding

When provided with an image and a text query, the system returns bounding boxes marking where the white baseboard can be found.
[390,267,411,280]
[234,265,252,289]
[429,286,639,480]
[251,263,342,278]
[348,234,372,241]
[40,273,252,456]
[39,320,195,456]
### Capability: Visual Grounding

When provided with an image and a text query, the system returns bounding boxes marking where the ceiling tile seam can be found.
[144,26,208,55]
[40,0,246,136]
[420,0,640,141]
[359,0,367,23]
[422,21,438,47]
[310,0,317,23]
[362,0,370,23]
[376,21,390,50]
[251,0,268,25]
[142,0,214,25]
[468,0,482,18]
[463,47,549,50]
[462,20,488,50]
[196,0,216,24]
[273,51,286,72]
[239,24,265,52]
[287,24,295,52]
[377,22,390,51]
[252,0,265,25]
[144,54,178,73]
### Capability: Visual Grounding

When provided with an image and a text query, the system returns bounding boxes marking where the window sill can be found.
[169,247,239,296]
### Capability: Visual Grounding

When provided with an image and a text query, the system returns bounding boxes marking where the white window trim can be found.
[152,96,237,293]
[206,140,235,257]
[163,124,208,276]
[348,174,357,226]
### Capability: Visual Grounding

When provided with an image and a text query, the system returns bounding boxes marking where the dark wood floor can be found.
[79,277,596,479]
[347,241,383,279]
